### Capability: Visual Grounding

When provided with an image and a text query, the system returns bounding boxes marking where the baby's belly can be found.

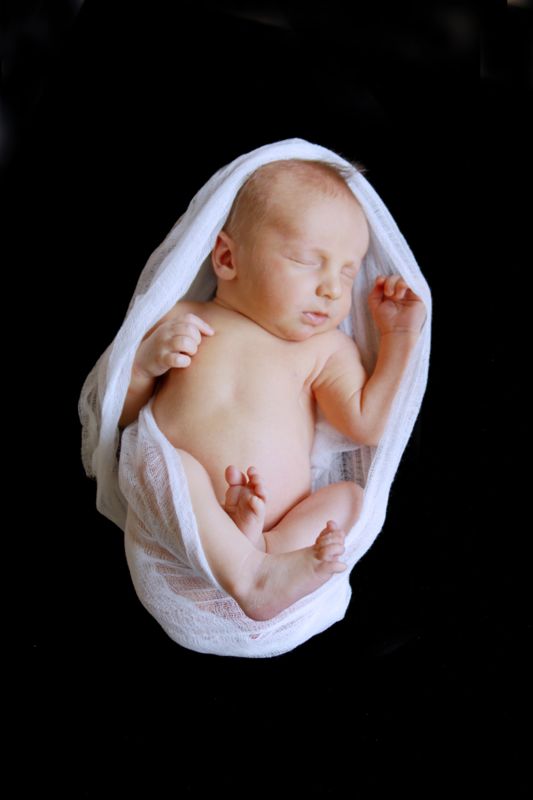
[151,381,315,530]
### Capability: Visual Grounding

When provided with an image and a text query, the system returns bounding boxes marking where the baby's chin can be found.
[265,316,339,342]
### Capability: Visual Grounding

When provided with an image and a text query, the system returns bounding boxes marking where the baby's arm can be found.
[118,308,176,429]
[118,361,158,431]
[118,304,214,429]
[312,275,426,447]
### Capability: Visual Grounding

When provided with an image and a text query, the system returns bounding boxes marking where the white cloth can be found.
[78,137,432,657]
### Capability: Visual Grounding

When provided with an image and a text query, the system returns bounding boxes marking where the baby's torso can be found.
[151,300,330,529]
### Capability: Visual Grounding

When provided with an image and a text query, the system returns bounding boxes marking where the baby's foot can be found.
[223,465,267,550]
[239,520,347,621]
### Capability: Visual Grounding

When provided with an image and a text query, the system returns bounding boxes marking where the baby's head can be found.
[211,158,370,341]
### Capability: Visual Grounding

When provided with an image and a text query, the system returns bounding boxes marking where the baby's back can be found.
[151,300,324,529]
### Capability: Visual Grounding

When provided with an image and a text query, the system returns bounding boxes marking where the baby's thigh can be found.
[264,481,363,553]
[175,448,260,598]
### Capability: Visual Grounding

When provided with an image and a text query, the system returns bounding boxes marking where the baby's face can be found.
[222,186,370,342]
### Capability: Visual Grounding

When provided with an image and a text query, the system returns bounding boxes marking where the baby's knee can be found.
[336,481,364,529]
[348,480,364,508]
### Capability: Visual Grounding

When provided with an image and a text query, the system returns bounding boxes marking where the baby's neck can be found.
[211,295,234,312]
[210,296,255,326]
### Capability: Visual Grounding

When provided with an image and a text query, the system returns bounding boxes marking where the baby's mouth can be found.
[303,311,329,325]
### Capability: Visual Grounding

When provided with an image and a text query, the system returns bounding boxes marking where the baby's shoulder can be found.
[315,327,355,357]
[304,327,355,385]
[141,299,204,342]
[174,299,207,314]
[159,299,212,324]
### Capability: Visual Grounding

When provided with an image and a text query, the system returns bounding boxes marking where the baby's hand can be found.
[135,312,215,378]
[368,274,427,337]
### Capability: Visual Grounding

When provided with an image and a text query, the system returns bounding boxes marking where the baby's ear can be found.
[211,231,238,280]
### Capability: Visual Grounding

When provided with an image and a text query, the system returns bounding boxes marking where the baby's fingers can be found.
[371,275,398,296]
[383,275,404,296]
[375,275,413,299]
[182,313,215,336]
[173,354,191,367]
[161,350,191,368]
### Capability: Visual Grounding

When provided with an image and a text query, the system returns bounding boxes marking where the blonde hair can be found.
[222,157,367,242]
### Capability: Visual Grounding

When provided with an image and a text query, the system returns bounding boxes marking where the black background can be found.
[5,1,529,795]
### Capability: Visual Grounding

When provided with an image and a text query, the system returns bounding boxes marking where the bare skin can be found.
[243,520,348,622]
[124,168,425,622]
[148,178,371,619]
[151,297,365,619]
[173,446,358,622]
[223,465,268,550]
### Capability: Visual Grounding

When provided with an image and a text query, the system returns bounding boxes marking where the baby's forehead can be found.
[276,176,362,209]
[290,196,369,254]
[275,187,366,228]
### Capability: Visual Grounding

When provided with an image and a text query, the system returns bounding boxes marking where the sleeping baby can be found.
[118,158,427,621]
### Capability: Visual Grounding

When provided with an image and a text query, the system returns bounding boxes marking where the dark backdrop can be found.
[6,1,527,795]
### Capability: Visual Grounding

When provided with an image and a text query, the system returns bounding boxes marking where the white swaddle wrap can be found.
[78,138,432,657]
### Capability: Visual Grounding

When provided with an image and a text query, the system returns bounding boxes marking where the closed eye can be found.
[290,258,320,266]
[288,257,359,276]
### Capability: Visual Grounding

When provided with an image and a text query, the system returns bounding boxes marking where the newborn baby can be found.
[119,159,426,621]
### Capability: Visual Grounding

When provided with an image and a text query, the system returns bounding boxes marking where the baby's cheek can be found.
[336,297,353,325]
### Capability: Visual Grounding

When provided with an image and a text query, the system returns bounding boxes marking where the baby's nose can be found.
[317,282,341,300]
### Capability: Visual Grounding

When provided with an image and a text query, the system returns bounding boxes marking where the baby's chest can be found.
[211,352,311,418]
[153,335,320,456]
[158,323,323,418]
[228,337,316,403]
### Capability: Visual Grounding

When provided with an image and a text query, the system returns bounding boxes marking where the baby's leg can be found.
[175,448,348,622]
[263,481,364,555]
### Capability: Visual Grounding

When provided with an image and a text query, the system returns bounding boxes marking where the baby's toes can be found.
[248,494,264,514]
[225,465,245,485]
[314,540,347,573]
[315,522,346,560]
[247,467,267,501]
[253,481,267,501]
[317,520,344,543]
[318,541,346,562]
